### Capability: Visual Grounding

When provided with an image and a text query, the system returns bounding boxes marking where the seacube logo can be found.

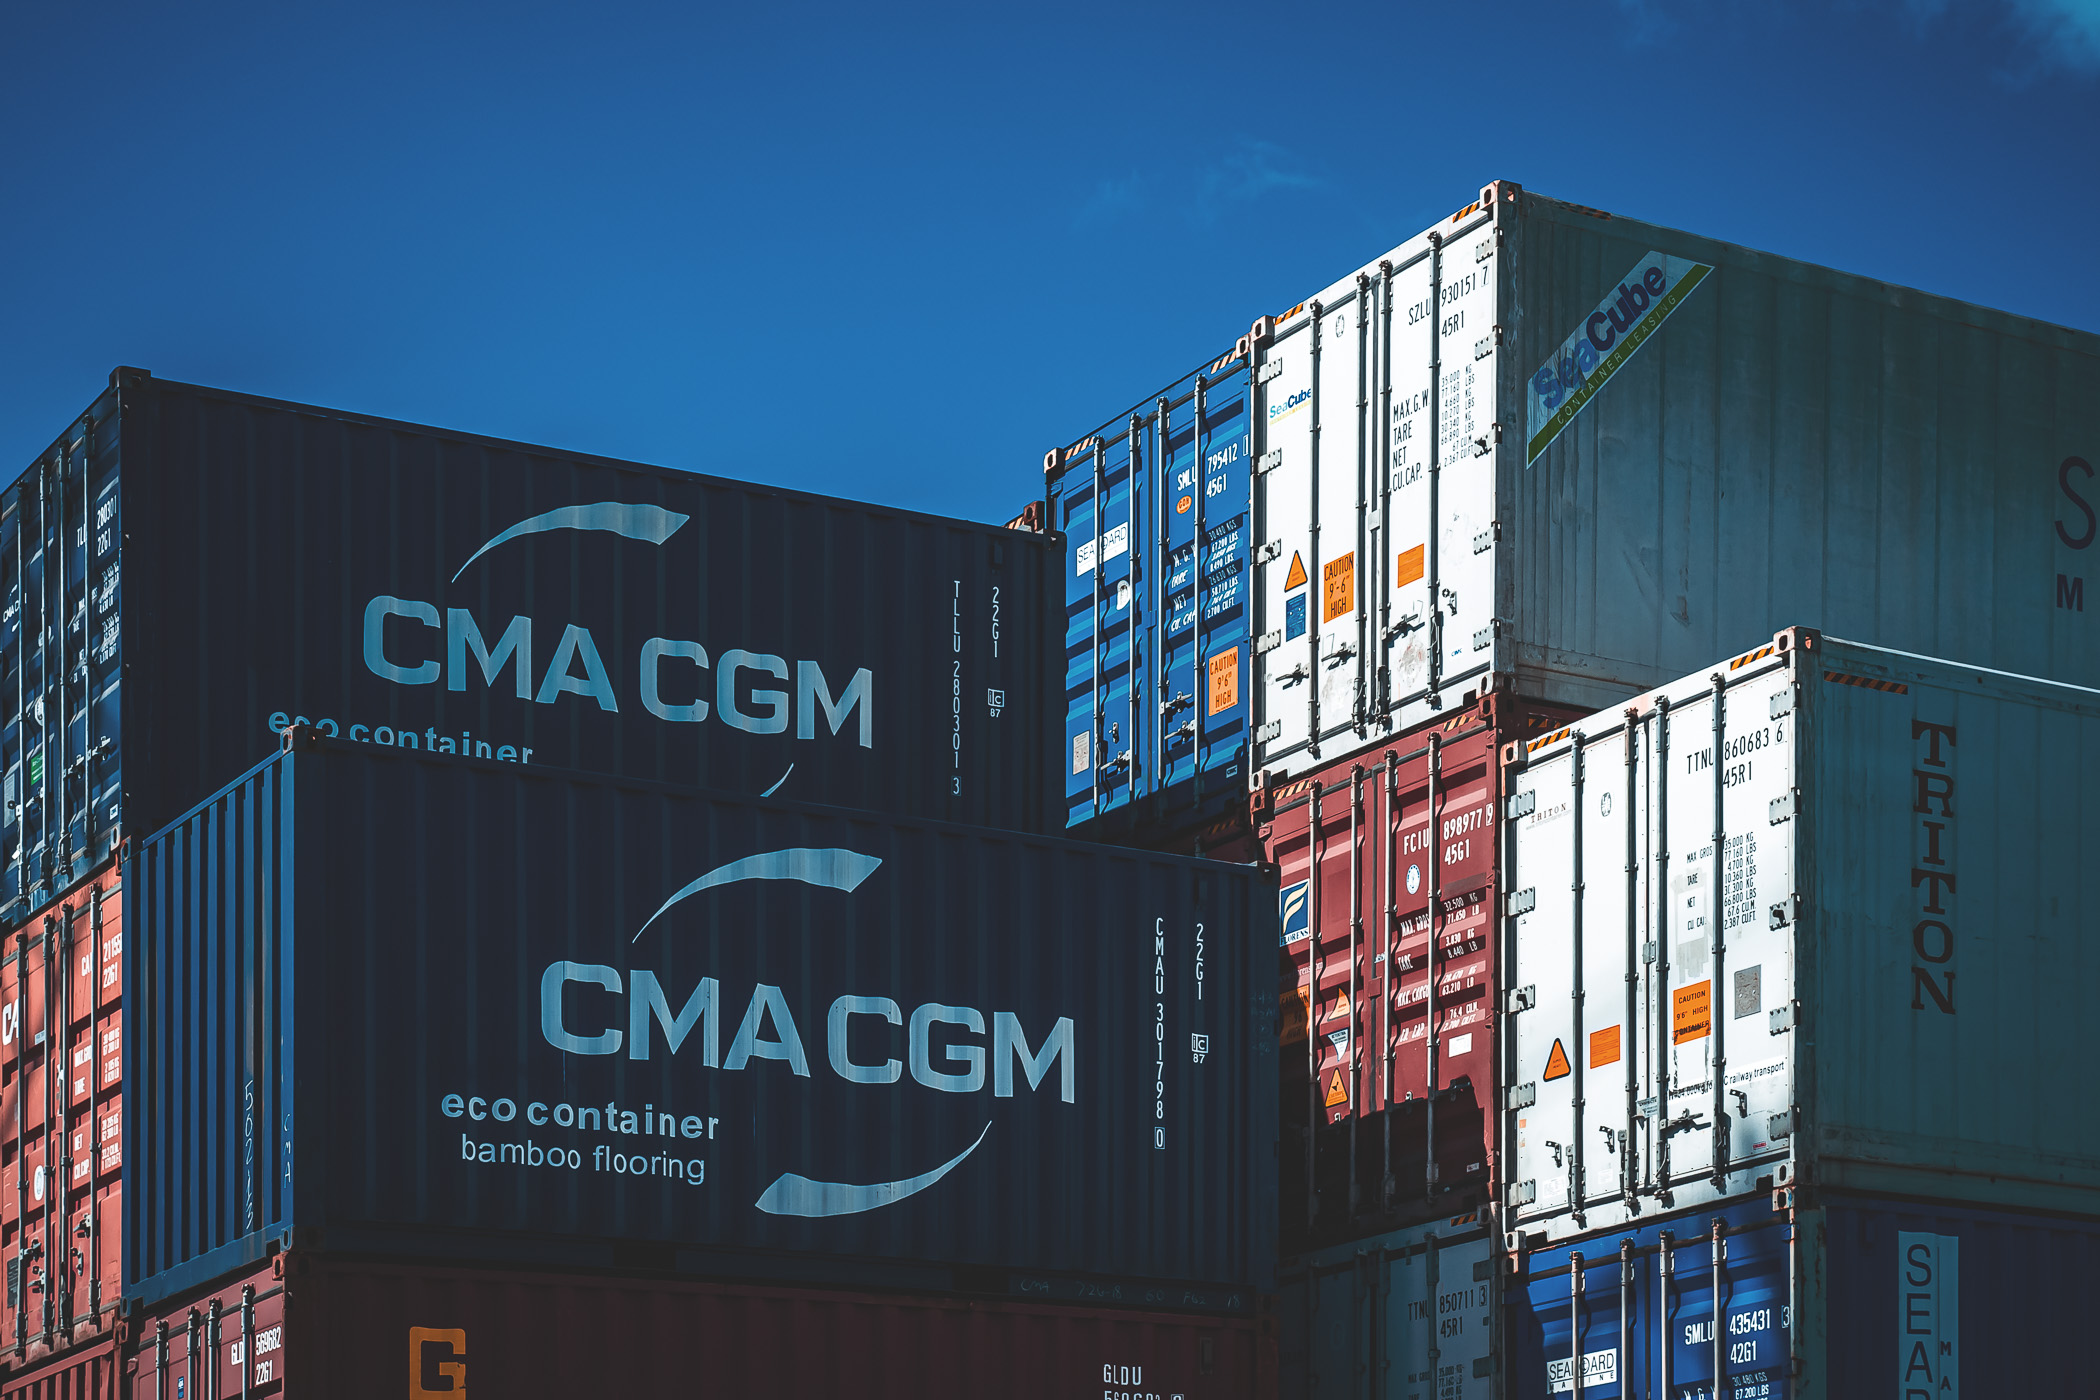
[539,844,1077,1219]
[1268,387,1311,424]
[360,502,874,759]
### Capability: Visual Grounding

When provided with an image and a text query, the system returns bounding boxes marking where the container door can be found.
[1251,287,1374,776]
[1654,673,1797,1202]
[1387,1226,1496,1400]
[1505,739,1579,1224]
[1060,429,1142,824]
[1376,207,1504,739]
[1176,359,1254,828]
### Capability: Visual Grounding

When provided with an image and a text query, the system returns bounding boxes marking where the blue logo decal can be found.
[452,501,691,581]
[756,1122,992,1217]
[631,847,884,942]
[1280,880,1311,946]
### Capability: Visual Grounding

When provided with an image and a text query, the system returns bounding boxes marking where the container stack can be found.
[0,375,1278,1398]
[1026,179,2099,1394]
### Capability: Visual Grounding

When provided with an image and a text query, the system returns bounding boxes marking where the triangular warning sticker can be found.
[1283,551,1308,591]
[1323,990,1350,1021]
[1325,1069,1349,1107]
[1543,1038,1572,1082]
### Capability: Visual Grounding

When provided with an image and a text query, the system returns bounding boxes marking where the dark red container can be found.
[124,1255,1270,1400]
[2,1336,116,1400]
[0,861,123,1370]
[1226,693,1582,1246]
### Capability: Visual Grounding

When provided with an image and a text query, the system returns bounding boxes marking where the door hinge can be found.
[1507,887,1537,917]
[1473,1261,1493,1282]
[1769,1003,1798,1035]
[1473,522,1500,554]
[1257,449,1284,475]
[1473,625,1495,652]
[1256,720,1283,744]
[1508,984,1536,1013]
[1257,360,1284,384]
[1770,689,1796,719]
[1256,540,1283,564]
[1769,791,1799,824]
[1473,1356,1494,1380]
[1505,789,1536,819]
[1511,1180,1537,1205]
[1768,1108,1797,1141]
[1507,1082,1536,1110]
[1768,894,1801,930]
[1254,630,1283,656]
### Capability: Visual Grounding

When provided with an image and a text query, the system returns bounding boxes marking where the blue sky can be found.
[4,0,2096,523]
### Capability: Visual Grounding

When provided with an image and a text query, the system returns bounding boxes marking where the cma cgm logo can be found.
[362,503,872,745]
[540,846,1077,1217]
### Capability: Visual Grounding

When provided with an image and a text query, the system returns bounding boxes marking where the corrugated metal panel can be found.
[1049,349,1256,840]
[1502,628,2100,1246]
[126,1255,1270,1400]
[2,1336,116,1400]
[0,862,122,1363]
[1279,1213,1496,1400]
[1265,694,1581,1250]
[1509,1196,1791,1400]
[8,370,1056,897]
[1036,180,2098,840]
[125,738,1275,1310]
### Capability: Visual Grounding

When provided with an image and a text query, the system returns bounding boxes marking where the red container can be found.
[2,1336,116,1400]
[1228,693,1582,1245]
[125,1255,1271,1400]
[1,862,123,1370]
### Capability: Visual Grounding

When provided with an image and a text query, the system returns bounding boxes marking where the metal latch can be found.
[1508,984,1536,1013]
[1254,630,1283,655]
[1257,449,1284,475]
[1769,791,1799,824]
[1770,1003,1798,1035]
[1770,690,1795,719]
[1256,360,1284,384]
[1473,522,1500,554]
[1511,1180,1537,1205]
[1507,887,1537,917]
[1256,540,1283,564]
[1642,940,1658,964]
[1506,1082,1536,1110]
[1256,720,1283,744]
[1505,789,1536,819]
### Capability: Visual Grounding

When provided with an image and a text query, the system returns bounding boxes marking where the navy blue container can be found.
[7,370,1053,919]
[1045,350,1254,844]
[124,735,1275,1311]
[1509,1193,2100,1397]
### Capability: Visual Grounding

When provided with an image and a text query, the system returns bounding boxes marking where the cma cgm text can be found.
[363,596,873,744]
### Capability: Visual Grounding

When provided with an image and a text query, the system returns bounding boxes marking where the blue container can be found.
[7,370,1054,923]
[124,735,1275,1311]
[1046,351,1254,844]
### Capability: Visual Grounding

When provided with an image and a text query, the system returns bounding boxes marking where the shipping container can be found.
[0,861,122,1370]
[7,371,1055,916]
[1044,180,2099,835]
[1500,628,2100,1247]
[1509,1191,2100,1398]
[2,1336,115,1400]
[1048,352,1256,842]
[126,1253,1270,1400]
[1278,1212,1495,1400]
[125,736,1274,1311]
[1256,693,1580,1247]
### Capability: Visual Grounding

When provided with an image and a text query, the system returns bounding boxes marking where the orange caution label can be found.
[1325,1069,1349,1108]
[1542,1038,1572,1082]
[1589,1025,1621,1068]
[1207,648,1240,716]
[1281,988,1310,1044]
[1283,551,1309,591]
[1323,553,1356,623]
[1673,980,1713,1045]
[1395,544,1425,588]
